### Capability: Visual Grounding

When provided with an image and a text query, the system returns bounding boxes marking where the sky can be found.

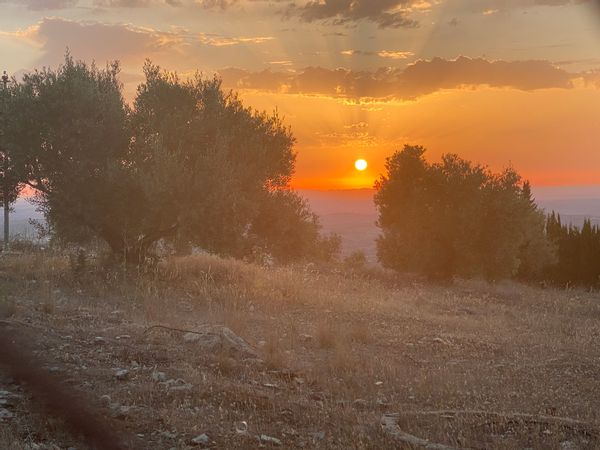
[1,0,600,190]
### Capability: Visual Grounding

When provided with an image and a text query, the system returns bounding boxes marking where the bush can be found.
[375,145,555,281]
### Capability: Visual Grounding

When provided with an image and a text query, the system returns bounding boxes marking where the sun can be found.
[354,159,368,171]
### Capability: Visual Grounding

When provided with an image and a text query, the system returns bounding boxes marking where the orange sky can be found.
[1,1,600,189]
[240,86,600,189]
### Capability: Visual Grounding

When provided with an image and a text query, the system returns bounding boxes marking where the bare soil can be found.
[1,253,599,449]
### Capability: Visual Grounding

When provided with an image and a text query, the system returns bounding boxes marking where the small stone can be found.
[183,325,258,358]
[235,421,248,434]
[183,332,201,343]
[93,337,106,345]
[116,335,131,340]
[152,371,167,382]
[191,433,210,447]
[114,369,130,381]
[110,403,131,419]
[309,431,325,441]
[259,435,282,446]
[100,394,112,406]
[169,384,193,392]
[560,441,578,450]
[160,378,193,391]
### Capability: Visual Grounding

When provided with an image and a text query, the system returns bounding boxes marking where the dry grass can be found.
[1,252,599,449]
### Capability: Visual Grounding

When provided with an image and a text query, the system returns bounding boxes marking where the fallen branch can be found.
[143,324,203,336]
[399,409,595,432]
[381,414,467,450]
[381,409,599,449]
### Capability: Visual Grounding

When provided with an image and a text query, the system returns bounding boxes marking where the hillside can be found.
[1,253,599,449]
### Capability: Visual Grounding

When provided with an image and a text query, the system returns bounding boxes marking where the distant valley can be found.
[7,187,600,261]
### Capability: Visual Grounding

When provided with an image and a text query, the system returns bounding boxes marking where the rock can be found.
[93,336,106,345]
[183,333,201,343]
[309,431,325,442]
[160,431,177,439]
[235,421,249,435]
[560,442,578,450]
[160,378,193,391]
[115,335,131,340]
[182,325,258,358]
[152,371,167,382]
[114,369,130,381]
[100,394,112,406]
[110,403,131,419]
[259,435,282,446]
[191,433,211,446]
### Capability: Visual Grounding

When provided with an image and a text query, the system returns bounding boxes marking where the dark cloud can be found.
[194,0,423,28]
[219,57,576,100]
[290,0,419,28]
[453,0,591,14]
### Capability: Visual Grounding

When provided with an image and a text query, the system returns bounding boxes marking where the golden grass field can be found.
[1,252,599,449]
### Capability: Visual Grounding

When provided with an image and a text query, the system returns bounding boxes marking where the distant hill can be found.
[300,187,600,263]
[7,197,42,240]
[6,188,600,259]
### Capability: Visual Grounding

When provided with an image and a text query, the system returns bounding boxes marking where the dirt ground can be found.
[1,253,599,449]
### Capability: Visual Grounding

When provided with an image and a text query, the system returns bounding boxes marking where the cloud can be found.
[219,56,576,100]
[3,18,187,66]
[194,0,428,27]
[454,0,591,14]
[291,0,420,28]
[93,0,184,5]
[0,0,78,9]
[0,0,186,7]
[198,32,274,46]
[341,49,414,60]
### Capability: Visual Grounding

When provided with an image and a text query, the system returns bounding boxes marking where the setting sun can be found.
[355,159,368,171]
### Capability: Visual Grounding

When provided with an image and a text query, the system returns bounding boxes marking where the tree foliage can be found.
[374,145,555,280]
[0,81,24,218]
[7,55,337,264]
[544,213,600,287]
